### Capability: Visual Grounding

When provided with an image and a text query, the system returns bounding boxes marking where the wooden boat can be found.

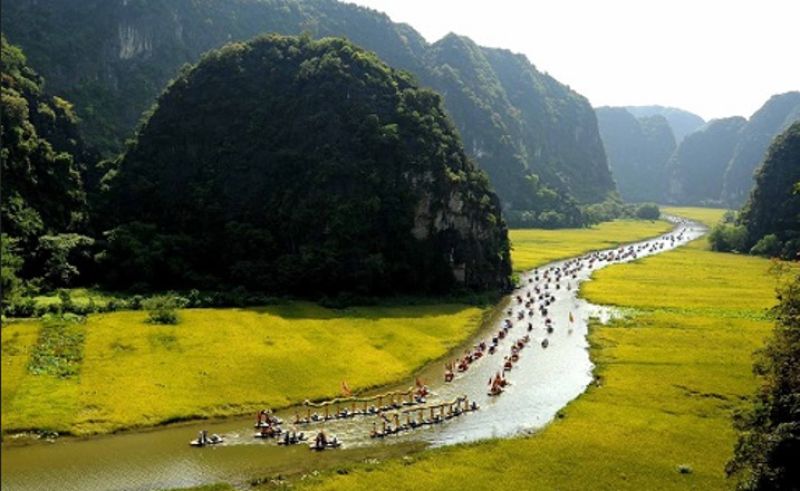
[487,386,503,397]
[277,433,307,445]
[253,427,283,438]
[309,438,341,451]
[189,434,224,447]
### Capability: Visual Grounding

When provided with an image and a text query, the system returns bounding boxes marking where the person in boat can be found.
[315,431,328,448]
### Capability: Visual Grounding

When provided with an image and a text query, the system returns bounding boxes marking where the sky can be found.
[347,0,799,121]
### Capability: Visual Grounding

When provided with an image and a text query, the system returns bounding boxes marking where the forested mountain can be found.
[721,91,800,206]
[624,105,705,144]
[738,122,800,259]
[595,107,676,202]
[2,0,615,224]
[667,117,747,205]
[102,35,512,295]
[1,36,96,303]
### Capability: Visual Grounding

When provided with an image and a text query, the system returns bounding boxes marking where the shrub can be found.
[750,234,783,258]
[142,295,186,325]
[709,223,748,252]
[634,203,660,220]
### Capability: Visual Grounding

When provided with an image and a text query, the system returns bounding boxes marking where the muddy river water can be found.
[1,217,705,491]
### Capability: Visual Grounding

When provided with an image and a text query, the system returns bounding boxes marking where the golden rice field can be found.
[662,205,728,228]
[509,219,672,272]
[2,219,670,438]
[1,304,486,436]
[285,209,786,491]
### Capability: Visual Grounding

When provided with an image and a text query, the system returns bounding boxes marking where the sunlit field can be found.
[510,219,673,271]
[285,215,784,491]
[662,206,728,228]
[1,304,486,436]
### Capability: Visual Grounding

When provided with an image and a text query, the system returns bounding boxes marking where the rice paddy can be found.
[1,304,487,436]
[283,211,785,491]
[509,219,672,272]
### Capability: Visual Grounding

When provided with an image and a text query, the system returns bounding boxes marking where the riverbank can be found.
[1,219,674,440]
[275,208,785,490]
[509,219,672,271]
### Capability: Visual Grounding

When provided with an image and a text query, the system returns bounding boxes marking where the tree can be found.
[1,234,27,315]
[635,203,661,220]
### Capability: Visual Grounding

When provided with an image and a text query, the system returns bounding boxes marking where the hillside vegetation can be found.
[2,0,616,223]
[1,35,98,312]
[724,122,800,259]
[102,35,510,295]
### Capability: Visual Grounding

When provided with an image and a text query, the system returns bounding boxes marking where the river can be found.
[0,217,705,491]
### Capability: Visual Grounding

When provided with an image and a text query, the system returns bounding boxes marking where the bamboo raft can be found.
[370,395,478,438]
[293,387,428,425]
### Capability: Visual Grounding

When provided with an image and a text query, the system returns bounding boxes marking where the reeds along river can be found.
[0,217,705,491]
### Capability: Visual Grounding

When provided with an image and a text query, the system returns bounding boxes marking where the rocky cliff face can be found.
[104,35,512,295]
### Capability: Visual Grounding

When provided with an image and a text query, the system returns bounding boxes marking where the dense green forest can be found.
[595,107,675,203]
[102,35,512,296]
[712,122,800,259]
[0,35,98,313]
[2,0,616,225]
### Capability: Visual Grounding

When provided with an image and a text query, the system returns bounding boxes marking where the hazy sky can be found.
[347,0,799,121]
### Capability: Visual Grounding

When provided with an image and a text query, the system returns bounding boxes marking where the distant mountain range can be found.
[595,107,675,203]
[2,0,616,225]
[596,92,800,206]
[624,106,705,144]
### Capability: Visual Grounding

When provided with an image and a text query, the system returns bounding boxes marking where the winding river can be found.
[1,217,705,491]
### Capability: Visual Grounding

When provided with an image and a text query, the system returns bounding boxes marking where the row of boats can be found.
[371,396,478,438]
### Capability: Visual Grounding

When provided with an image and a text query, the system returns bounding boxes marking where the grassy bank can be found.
[509,219,672,271]
[2,219,670,438]
[282,208,785,491]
